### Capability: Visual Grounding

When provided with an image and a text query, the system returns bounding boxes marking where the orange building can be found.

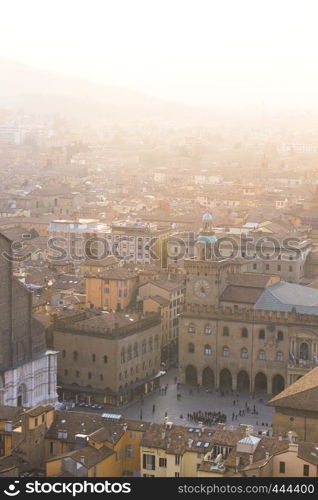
[85,269,138,311]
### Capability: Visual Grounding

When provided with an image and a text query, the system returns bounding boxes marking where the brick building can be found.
[52,311,162,406]
[0,233,58,407]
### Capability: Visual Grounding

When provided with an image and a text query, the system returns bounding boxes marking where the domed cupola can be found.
[195,212,217,260]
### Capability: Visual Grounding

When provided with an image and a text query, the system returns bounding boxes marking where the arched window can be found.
[241,348,248,359]
[133,342,138,358]
[17,384,27,406]
[223,326,229,336]
[104,355,108,364]
[300,342,309,360]
[259,329,265,340]
[148,338,153,352]
[277,331,284,341]
[154,335,159,351]
[120,348,126,364]
[242,328,248,338]
[222,346,229,357]
[142,340,147,355]
[277,351,283,361]
[204,345,212,356]
[92,354,96,362]
[127,345,132,361]
[188,343,195,353]
[188,323,195,333]
[204,324,212,335]
[259,350,265,360]
[73,351,78,361]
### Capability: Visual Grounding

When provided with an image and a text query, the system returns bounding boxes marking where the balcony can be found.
[288,359,318,376]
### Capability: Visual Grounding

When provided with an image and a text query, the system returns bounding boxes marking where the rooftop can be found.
[268,365,318,411]
[254,281,318,315]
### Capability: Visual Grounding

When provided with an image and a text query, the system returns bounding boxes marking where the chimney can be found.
[235,456,240,470]
[5,422,13,432]
[287,431,293,443]
[80,456,85,464]
[198,421,205,433]
[161,430,166,440]
[245,425,253,436]
[249,454,253,465]
[265,452,270,460]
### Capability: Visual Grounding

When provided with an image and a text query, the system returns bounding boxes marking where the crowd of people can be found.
[187,410,227,425]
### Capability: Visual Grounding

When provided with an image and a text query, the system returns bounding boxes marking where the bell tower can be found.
[195,212,217,261]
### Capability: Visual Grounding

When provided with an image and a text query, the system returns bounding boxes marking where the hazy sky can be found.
[1,0,318,109]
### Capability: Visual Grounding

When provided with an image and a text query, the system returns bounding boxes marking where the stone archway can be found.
[202,367,215,388]
[185,365,198,385]
[237,370,250,392]
[254,372,267,393]
[219,368,232,391]
[272,374,285,396]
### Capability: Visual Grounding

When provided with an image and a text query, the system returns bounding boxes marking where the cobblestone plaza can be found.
[119,369,274,435]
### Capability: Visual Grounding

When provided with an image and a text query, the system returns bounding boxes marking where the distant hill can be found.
[0,57,199,124]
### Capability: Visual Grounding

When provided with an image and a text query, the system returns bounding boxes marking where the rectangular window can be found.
[279,461,285,473]
[143,454,155,470]
[127,445,133,457]
[50,441,56,455]
[175,472,180,477]
[104,287,110,293]
[303,464,309,476]
[159,458,167,468]
[175,455,181,466]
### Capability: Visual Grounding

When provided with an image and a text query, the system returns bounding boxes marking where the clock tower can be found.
[184,212,232,307]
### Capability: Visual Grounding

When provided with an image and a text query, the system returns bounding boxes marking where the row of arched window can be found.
[187,324,284,341]
[188,343,284,360]
[120,336,159,363]
[65,351,108,364]
[188,324,212,334]
[66,370,104,381]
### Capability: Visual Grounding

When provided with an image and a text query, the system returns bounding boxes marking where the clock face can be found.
[193,279,211,299]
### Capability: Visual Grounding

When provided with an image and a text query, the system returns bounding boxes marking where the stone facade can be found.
[179,304,318,394]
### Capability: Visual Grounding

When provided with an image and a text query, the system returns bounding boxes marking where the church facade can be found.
[0,233,58,407]
[179,213,318,395]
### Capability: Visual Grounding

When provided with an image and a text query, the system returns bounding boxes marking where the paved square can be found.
[119,368,274,435]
